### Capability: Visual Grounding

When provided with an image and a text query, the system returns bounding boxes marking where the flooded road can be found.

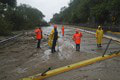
[0,25,120,80]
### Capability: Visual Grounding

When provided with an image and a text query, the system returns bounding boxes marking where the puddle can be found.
[42,49,52,62]
[58,39,75,60]
[15,67,28,74]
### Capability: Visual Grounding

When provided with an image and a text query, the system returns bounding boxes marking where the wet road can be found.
[0,25,120,80]
[45,25,120,80]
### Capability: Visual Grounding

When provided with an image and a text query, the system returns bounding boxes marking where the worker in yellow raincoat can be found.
[48,29,54,48]
[48,25,58,53]
[96,26,103,47]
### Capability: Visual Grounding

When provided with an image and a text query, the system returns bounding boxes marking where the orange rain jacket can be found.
[73,32,82,44]
[35,28,42,40]
[61,26,64,36]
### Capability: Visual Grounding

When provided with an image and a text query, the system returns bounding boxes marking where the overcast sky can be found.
[17,0,70,22]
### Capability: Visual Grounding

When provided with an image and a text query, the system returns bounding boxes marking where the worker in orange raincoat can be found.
[61,26,64,36]
[73,29,82,51]
[35,27,43,48]
[96,26,103,47]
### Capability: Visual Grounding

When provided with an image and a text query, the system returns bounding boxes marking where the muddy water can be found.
[0,25,120,80]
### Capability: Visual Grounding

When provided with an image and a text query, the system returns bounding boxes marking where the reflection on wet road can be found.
[0,25,120,80]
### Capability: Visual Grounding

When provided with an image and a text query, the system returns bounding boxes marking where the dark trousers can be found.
[37,39,41,48]
[51,40,57,53]
[76,44,80,51]
[97,44,102,47]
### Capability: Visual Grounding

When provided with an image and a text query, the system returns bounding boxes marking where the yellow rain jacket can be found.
[48,29,54,47]
[96,29,103,44]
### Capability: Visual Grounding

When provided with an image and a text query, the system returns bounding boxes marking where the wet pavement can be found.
[0,25,120,80]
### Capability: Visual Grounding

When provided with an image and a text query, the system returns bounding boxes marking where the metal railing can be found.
[0,33,23,46]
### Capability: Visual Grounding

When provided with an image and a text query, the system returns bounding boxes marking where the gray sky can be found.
[17,0,70,22]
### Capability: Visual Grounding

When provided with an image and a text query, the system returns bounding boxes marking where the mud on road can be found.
[0,25,120,80]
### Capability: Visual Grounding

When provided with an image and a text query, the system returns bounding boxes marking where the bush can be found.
[0,3,48,36]
[0,17,13,36]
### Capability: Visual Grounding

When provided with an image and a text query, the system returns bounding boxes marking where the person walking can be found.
[51,25,58,53]
[96,26,103,47]
[61,25,64,36]
[35,27,43,48]
[73,29,82,51]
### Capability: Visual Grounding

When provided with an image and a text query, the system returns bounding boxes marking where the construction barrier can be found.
[20,53,120,80]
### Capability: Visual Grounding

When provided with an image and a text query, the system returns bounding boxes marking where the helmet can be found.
[98,25,102,29]
[54,25,57,28]
[76,29,79,33]
[98,25,101,28]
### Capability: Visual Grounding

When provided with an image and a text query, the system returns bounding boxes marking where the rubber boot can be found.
[97,44,99,48]
[99,44,102,47]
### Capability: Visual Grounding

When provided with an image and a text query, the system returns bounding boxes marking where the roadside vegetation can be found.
[50,0,120,32]
[0,0,48,36]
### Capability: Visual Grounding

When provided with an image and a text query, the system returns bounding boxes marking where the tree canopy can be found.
[0,1,48,35]
[50,0,120,27]
[0,0,16,7]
